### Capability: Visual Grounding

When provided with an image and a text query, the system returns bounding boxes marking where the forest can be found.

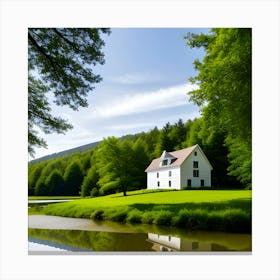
[28,28,251,197]
[28,117,248,197]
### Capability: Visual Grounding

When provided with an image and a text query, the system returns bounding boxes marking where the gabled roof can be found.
[160,150,177,160]
[145,145,197,172]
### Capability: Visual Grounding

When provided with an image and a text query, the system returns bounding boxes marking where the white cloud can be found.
[106,122,155,131]
[93,83,198,119]
[110,73,162,84]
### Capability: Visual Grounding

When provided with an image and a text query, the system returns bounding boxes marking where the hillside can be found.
[30,141,101,164]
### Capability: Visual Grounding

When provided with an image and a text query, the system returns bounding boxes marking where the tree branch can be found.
[28,31,61,80]
[53,29,81,53]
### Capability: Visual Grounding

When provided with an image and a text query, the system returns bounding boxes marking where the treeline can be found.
[28,117,243,197]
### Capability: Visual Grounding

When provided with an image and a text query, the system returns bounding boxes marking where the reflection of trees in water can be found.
[28,228,251,252]
[28,229,151,251]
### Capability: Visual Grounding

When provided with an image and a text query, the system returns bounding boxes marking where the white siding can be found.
[148,233,181,251]
[147,166,180,190]
[180,147,211,188]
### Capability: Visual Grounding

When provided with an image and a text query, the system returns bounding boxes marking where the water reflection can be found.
[28,228,251,253]
[147,233,228,252]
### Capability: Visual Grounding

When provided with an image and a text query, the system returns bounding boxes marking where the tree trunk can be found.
[123,190,127,196]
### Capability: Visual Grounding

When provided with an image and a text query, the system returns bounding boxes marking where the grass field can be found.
[40,189,252,233]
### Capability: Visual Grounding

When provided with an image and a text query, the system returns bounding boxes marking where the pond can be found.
[28,215,251,254]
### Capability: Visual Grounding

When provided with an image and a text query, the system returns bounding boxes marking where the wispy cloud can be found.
[106,122,155,131]
[110,73,162,85]
[93,83,198,119]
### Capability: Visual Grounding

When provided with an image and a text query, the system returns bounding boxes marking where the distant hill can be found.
[29,141,101,164]
[29,132,145,164]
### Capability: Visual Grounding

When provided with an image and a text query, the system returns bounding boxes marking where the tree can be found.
[34,175,48,196]
[139,127,160,160]
[131,138,150,189]
[183,118,203,147]
[28,28,110,156]
[45,169,65,195]
[154,122,173,157]
[96,137,138,196]
[168,119,187,150]
[28,163,44,195]
[81,165,99,197]
[63,160,84,195]
[185,28,252,186]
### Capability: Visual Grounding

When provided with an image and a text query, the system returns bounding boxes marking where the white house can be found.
[145,144,213,189]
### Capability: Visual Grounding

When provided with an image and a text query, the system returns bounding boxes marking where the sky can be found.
[33,28,209,159]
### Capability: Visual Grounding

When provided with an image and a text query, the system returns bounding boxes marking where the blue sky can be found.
[33,28,209,159]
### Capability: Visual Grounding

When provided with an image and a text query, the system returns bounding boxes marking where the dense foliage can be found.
[28,118,242,197]
[28,28,110,157]
[185,28,252,187]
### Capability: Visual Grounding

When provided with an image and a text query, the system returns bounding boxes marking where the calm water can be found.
[28,218,251,253]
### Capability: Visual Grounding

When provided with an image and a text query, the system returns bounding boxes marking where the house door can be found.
[200,179,204,187]
[187,179,191,187]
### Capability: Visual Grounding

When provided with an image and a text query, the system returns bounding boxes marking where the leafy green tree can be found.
[225,137,251,187]
[154,122,173,157]
[81,165,99,197]
[28,28,110,156]
[132,138,150,188]
[80,152,92,174]
[63,160,84,195]
[39,158,65,179]
[182,118,203,147]
[34,175,48,195]
[139,127,160,160]
[186,28,252,186]
[167,119,186,150]
[45,169,64,195]
[96,138,137,196]
[28,163,44,195]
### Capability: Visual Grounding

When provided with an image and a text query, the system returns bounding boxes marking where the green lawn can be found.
[41,189,252,233]
[45,189,250,208]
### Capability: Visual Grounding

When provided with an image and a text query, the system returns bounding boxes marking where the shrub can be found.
[126,209,142,224]
[188,209,209,230]
[153,210,173,226]
[103,206,131,223]
[222,209,251,233]
[173,208,214,230]
[172,209,192,227]
[141,211,156,224]
[90,209,104,221]
[206,212,224,231]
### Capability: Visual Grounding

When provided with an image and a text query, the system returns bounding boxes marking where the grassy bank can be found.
[42,189,252,233]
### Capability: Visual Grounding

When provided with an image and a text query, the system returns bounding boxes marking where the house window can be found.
[157,181,160,187]
[169,170,172,177]
[193,161,198,168]
[187,179,192,187]
[162,159,168,166]
[169,181,171,187]
[193,170,199,177]
[157,172,159,178]
[170,158,176,164]
[194,151,197,156]
[200,179,204,187]
[192,242,199,250]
